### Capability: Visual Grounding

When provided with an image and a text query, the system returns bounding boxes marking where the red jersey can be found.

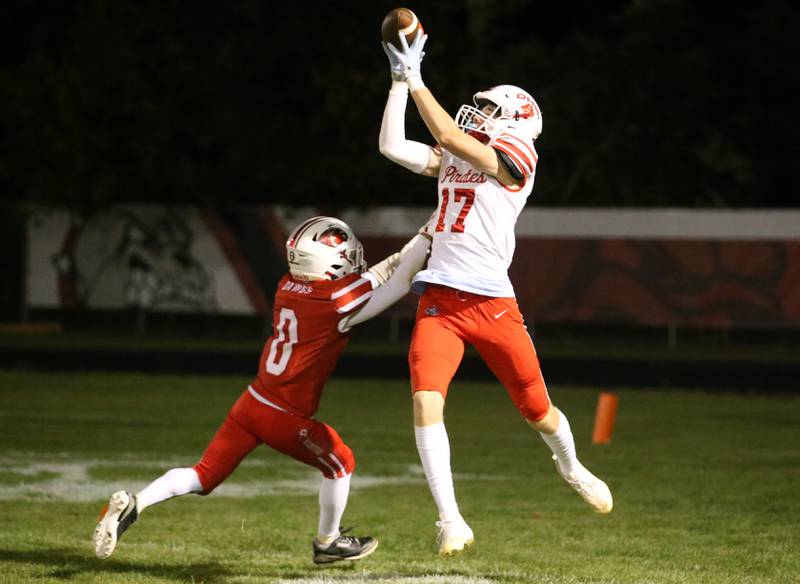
[250,272,374,417]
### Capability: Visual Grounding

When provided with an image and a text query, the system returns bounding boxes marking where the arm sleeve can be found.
[496,149,524,181]
[379,81,434,174]
[338,234,430,332]
[366,251,401,286]
[366,211,436,285]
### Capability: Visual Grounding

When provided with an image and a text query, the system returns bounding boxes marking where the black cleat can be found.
[312,529,379,565]
[93,490,139,559]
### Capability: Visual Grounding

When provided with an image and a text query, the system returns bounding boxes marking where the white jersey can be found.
[412,132,538,297]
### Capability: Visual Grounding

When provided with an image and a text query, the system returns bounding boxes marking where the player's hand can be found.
[382,42,405,82]
[386,29,427,85]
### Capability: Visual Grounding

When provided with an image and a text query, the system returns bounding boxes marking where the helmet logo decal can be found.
[517,103,534,120]
[338,249,354,265]
[318,227,348,247]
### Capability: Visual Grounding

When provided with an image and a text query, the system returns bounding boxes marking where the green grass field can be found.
[1,370,798,583]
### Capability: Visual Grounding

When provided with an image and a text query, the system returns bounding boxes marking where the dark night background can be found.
[2,0,799,215]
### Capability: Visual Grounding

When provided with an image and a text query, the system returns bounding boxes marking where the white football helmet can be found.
[285,216,365,281]
[455,84,543,143]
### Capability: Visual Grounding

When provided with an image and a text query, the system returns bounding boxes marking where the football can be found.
[381,8,423,49]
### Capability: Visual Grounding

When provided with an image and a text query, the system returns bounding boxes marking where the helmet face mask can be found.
[455,84,542,142]
[285,217,365,281]
[455,101,501,144]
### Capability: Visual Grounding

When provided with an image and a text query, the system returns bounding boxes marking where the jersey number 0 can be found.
[266,308,298,375]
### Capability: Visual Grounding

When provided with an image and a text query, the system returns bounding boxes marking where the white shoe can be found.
[552,455,613,514]
[93,490,139,559]
[436,518,474,556]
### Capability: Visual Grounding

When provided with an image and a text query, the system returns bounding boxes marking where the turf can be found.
[0,370,798,583]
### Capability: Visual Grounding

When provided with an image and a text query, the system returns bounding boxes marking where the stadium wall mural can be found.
[26,206,800,328]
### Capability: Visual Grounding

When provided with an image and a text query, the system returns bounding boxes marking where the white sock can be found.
[317,473,351,543]
[135,467,202,512]
[415,422,461,522]
[539,410,579,475]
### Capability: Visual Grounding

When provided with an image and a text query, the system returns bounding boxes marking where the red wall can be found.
[362,236,800,328]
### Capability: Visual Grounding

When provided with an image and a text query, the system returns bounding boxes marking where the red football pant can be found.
[193,389,355,493]
[409,284,551,421]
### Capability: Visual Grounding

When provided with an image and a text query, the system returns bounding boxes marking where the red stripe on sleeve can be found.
[332,277,374,314]
[501,132,538,163]
[495,137,535,175]
[494,143,528,177]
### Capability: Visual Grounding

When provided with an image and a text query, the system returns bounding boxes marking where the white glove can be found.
[385,30,428,92]
[381,42,405,82]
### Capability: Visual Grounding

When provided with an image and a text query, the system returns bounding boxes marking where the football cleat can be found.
[552,455,613,514]
[436,518,474,556]
[312,529,379,565]
[93,490,139,559]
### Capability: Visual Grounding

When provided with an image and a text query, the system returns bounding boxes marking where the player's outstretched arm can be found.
[379,43,440,176]
[338,231,431,332]
[410,87,506,180]
[388,31,512,182]
[366,210,434,286]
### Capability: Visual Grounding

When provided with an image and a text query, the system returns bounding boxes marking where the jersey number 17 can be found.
[435,188,475,233]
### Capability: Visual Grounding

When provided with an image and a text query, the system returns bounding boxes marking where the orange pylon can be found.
[592,392,619,444]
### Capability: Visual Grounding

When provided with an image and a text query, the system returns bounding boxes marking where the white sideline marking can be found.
[0,454,507,502]
[0,456,505,502]
[274,577,496,584]
[0,460,424,502]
